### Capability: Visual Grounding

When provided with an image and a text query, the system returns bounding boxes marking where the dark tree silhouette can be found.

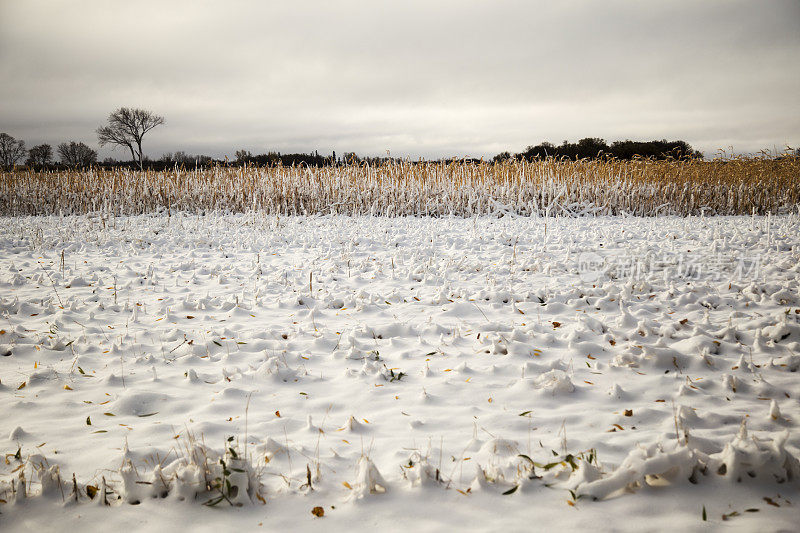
[0,133,27,169]
[492,151,512,163]
[58,141,97,167]
[97,108,164,169]
[576,137,610,159]
[26,144,53,168]
[235,149,253,163]
[514,138,701,161]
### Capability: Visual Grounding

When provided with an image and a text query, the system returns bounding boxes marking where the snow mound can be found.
[533,369,575,394]
[119,443,259,506]
[577,424,800,500]
[351,456,387,499]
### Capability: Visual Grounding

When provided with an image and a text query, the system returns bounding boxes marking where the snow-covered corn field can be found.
[2,157,799,217]
[1,212,799,530]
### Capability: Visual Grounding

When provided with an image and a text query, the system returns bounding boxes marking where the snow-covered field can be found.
[1,213,799,531]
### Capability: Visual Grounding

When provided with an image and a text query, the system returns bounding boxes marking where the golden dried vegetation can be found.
[1,156,798,217]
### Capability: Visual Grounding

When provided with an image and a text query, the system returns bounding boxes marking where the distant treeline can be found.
[5,130,799,172]
[228,150,396,168]
[139,138,707,169]
[494,138,703,162]
[99,150,399,170]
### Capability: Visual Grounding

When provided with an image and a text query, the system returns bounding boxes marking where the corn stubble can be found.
[1,157,797,217]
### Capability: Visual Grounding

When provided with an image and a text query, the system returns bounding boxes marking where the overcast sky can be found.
[1,0,798,160]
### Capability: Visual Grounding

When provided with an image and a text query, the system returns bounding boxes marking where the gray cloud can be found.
[1,0,798,160]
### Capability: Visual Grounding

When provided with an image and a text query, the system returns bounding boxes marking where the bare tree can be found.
[0,133,27,169]
[58,141,97,167]
[26,144,53,168]
[96,107,164,169]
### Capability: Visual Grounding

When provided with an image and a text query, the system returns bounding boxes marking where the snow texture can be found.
[1,213,799,530]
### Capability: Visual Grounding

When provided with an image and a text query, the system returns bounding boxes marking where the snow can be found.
[1,212,799,530]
